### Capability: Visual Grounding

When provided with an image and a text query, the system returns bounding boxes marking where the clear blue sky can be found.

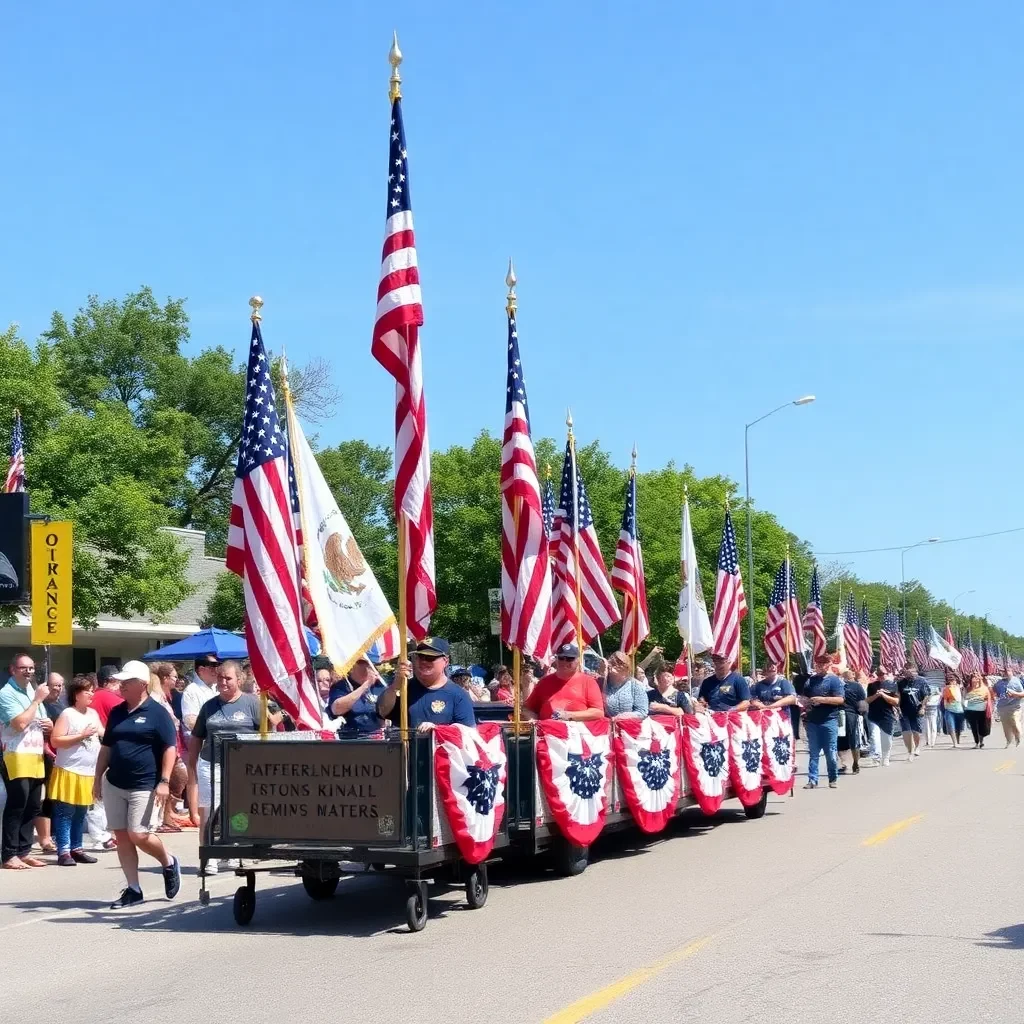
[3,2,1023,630]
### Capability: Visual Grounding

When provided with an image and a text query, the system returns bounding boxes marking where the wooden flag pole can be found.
[506,260,524,735]
[388,36,410,740]
[567,411,585,659]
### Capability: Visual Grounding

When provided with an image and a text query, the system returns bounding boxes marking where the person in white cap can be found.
[92,660,181,908]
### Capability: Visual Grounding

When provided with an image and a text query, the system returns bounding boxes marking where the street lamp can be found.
[900,537,940,631]
[744,394,816,675]
[952,589,975,636]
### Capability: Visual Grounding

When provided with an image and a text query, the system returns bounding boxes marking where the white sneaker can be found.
[205,860,219,875]
[882,758,890,766]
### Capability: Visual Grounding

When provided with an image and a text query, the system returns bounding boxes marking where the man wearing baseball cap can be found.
[376,638,476,733]
[523,643,605,722]
[93,660,181,908]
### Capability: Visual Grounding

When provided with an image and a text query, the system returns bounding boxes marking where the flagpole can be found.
[389,34,410,740]
[567,410,585,658]
[247,297,272,738]
[684,484,693,685]
[506,260,523,734]
[626,445,638,670]
[783,545,790,678]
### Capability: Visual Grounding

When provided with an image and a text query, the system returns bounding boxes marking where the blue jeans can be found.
[52,801,88,855]
[806,719,839,785]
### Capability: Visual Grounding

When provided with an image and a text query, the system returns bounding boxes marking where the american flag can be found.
[911,615,930,669]
[802,564,826,659]
[959,626,977,676]
[500,307,552,661]
[764,558,801,669]
[842,592,861,672]
[226,315,320,730]
[4,412,24,493]
[983,639,996,676]
[611,462,649,655]
[371,87,435,640]
[711,507,747,667]
[880,601,905,673]
[550,438,621,651]
[859,600,872,672]
[541,470,556,541]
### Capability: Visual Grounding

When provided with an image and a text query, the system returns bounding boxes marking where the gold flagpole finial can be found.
[566,408,574,433]
[505,258,517,315]
[630,443,638,471]
[249,295,263,323]
[545,462,552,480]
[683,481,688,498]
[389,32,403,102]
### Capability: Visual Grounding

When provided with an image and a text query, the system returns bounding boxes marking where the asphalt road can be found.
[2,736,1021,1024]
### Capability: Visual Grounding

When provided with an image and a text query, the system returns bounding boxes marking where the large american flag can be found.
[711,507,747,667]
[371,90,435,640]
[911,615,930,669]
[550,439,621,651]
[4,412,24,493]
[764,558,801,669]
[958,626,976,676]
[499,308,552,661]
[859,600,872,672]
[842,592,861,672]
[226,316,320,730]
[802,564,827,659]
[611,464,649,655]
[880,601,905,673]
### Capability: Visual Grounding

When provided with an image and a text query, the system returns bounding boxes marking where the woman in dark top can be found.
[838,671,868,775]
[326,654,388,736]
[866,670,900,766]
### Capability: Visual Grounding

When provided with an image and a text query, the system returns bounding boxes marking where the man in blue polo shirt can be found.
[802,653,845,790]
[376,637,476,732]
[750,662,797,710]
[697,653,751,713]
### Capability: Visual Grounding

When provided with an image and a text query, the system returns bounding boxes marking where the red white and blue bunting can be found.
[726,710,764,807]
[760,708,795,796]
[612,715,682,834]
[681,712,730,815]
[433,722,507,864]
[535,719,614,847]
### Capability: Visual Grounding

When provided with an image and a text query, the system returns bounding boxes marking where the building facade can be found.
[0,528,224,678]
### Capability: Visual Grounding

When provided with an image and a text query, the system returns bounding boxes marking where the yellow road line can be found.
[543,937,711,1024]
[994,759,1015,773]
[862,814,924,847]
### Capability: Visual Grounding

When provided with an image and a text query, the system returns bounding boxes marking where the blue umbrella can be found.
[142,627,247,662]
[144,625,321,663]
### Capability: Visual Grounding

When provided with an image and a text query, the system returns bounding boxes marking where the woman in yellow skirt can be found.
[49,675,104,866]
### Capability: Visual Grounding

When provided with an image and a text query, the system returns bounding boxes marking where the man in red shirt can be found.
[523,644,605,722]
[90,665,124,726]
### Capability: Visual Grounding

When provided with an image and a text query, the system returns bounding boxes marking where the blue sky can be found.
[3,2,1023,629]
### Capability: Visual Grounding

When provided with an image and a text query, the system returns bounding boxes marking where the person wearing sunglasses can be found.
[522,643,605,722]
[377,638,476,734]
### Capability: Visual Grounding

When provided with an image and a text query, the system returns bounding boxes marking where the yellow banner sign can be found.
[31,521,73,646]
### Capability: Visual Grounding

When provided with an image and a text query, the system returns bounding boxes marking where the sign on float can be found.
[30,520,73,646]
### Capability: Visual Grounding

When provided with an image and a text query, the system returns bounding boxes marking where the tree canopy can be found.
[3,287,1019,660]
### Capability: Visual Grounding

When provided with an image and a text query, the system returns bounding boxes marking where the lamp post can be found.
[744,394,815,676]
[900,537,940,632]
[952,588,975,638]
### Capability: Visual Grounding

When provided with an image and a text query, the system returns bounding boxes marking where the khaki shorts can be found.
[102,776,158,833]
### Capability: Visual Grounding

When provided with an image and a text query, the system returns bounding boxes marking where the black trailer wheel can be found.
[233,885,255,926]
[405,886,428,932]
[301,874,340,901]
[744,789,769,820]
[554,837,589,876]
[465,863,488,909]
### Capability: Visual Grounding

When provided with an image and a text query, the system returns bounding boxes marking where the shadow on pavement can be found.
[978,924,1024,949]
